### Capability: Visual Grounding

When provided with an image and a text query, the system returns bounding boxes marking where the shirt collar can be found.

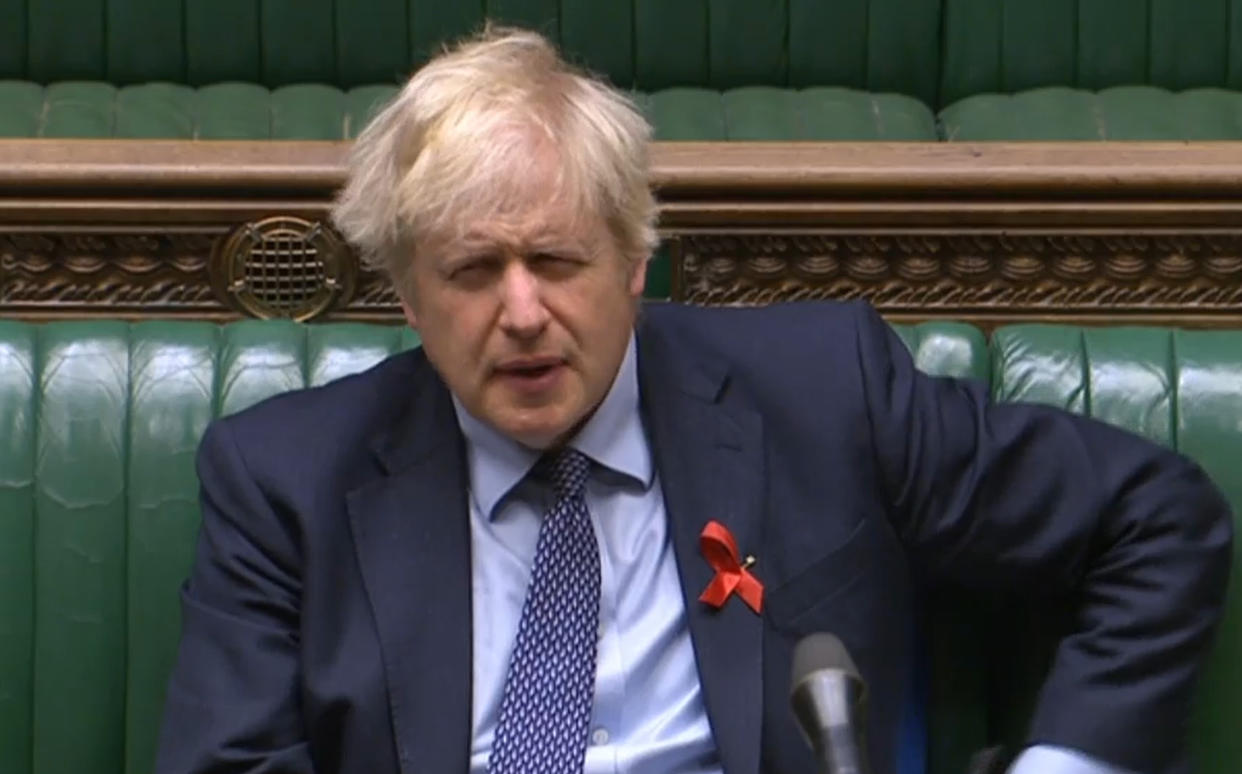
[452,334,652,520]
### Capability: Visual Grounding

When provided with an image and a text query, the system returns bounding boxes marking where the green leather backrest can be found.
[892,322,990,383]
[0,0,942,102]
[1,319,1238,774]
[0,320,421,774]
[940,86,1242,141]
[12,0,1242,116]
[988,325,1242,773]
[941,0,1242,106]
[0,319,986,774]
[0,81,939,141]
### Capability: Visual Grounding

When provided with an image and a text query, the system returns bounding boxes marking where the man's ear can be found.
[628,256,649,298]
[400,299,419,330]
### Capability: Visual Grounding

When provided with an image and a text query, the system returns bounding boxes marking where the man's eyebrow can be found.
[529,243,586,257]
[441,228,591,261]
[438,249,499,272]
[528,232,592,253]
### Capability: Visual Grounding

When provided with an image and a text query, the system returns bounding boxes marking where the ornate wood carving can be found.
[4,140,1242,326]
[0,228,405,321]
[673,231,1242,325]
[6,228,1242,325]
[1,232,222,316]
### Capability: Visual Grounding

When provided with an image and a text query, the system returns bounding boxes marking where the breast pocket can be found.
[764,516,885,635]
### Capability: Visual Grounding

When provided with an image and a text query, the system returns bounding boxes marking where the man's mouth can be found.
[513,364,556,377]
[495,358,566,388]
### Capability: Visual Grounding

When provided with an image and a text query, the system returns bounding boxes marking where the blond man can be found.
[157,28,1231,774]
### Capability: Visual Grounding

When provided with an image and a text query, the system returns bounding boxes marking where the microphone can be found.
[790,633,871,774]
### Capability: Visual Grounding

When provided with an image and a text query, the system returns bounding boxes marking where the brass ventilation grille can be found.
[212,217,356,320]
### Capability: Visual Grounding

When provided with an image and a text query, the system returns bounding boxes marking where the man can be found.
[156,27,1232,774]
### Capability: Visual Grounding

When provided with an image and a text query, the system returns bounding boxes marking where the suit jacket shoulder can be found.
[203,346,444,513]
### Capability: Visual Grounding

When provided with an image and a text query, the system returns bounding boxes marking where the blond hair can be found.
[331,26,658,296]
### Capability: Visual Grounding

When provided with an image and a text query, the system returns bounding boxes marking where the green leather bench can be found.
[6,0,1242,140]
[1,316,1239,774]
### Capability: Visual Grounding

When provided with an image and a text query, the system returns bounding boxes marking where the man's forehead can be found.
[444,207,600,253]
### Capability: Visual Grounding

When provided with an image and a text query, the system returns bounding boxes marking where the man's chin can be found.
[491,413,575,451]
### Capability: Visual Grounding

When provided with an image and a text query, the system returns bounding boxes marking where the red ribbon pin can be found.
[698,520,763,613]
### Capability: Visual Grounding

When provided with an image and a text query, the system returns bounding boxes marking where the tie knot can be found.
[535,448,591,499]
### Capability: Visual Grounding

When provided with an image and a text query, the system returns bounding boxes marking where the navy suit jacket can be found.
[156,300,1232,774]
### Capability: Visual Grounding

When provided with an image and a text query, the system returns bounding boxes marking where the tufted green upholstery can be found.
[0,321,423,774]
[1,317,1239,774]
[5,79,1242,140]
[941,86,1242,141]
[940,0,1242,106]
[0,81,939,140]
[0,0,942,100]
[8,0,1242,139]
[17,78,1242,141]
[986,326,1242,771]
[640,87,940,141]
[0,82,401,140]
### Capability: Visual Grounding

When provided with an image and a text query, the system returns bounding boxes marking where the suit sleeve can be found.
[851,303,1233,773]
[155,419,313,774]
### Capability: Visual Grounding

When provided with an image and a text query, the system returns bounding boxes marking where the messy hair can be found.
[331,25,658,297]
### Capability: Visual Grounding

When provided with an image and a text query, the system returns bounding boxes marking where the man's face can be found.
[402,193,647,450]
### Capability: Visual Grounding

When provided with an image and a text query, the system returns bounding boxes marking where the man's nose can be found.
[497,263,550,338]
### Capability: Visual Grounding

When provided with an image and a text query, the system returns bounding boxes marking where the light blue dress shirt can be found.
[454,336,1132,774]
[457,338,720,773]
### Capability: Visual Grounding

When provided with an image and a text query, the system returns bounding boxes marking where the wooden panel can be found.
[5,140,1242,197]
[1,140,1241,328]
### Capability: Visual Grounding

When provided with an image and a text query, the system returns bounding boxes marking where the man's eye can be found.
[532,253,578,271]
[449,260,493,281]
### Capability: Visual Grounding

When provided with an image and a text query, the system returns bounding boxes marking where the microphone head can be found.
[789,633,871,774]
[791,632,859,691]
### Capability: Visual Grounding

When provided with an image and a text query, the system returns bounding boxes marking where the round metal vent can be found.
[212,217,356,320]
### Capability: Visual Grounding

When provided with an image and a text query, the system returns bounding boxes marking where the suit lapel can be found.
[638,322,766,774]
[347,357,473,774]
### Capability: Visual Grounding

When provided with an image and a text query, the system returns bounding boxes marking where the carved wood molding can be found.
[673,230,1242,326]
[1,232,222,317]
[0,227,403,321]
[7,226,1242,326]
[4,141,1242,326]
[6,140,1242,199]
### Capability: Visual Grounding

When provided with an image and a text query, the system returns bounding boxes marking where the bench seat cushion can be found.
[941,86,1242,141]
[0,81,939,140]
[7,81,1242,141]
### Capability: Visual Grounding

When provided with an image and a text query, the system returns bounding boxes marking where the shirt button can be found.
[591,728,610,746]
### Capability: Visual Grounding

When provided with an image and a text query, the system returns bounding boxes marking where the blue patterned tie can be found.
[487,448,601,774]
